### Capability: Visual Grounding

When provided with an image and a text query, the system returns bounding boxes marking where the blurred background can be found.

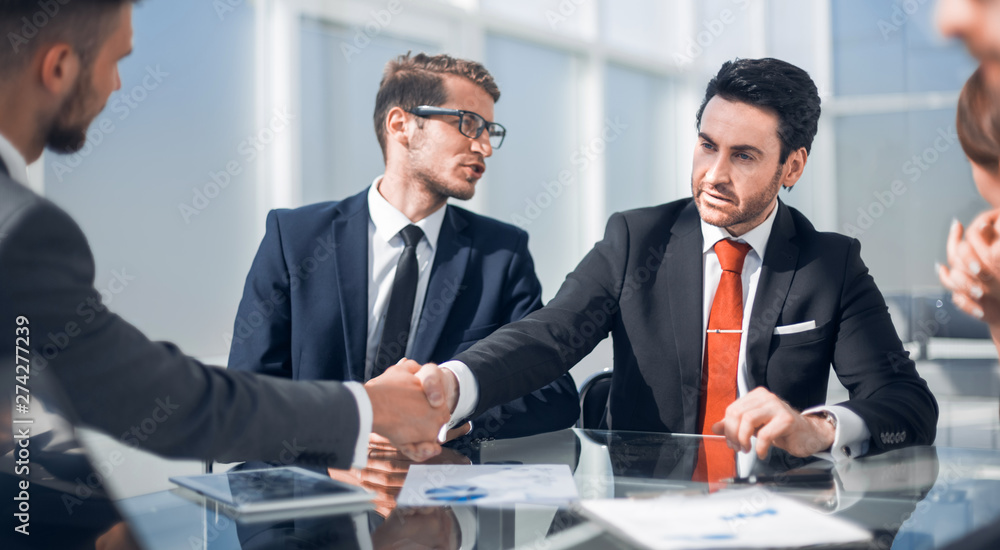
[30,0,998,471]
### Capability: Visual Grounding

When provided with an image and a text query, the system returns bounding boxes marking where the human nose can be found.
[703,154,730,185]
[471,131,493,158]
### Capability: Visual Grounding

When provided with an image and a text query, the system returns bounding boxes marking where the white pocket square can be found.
[773,320,817,335]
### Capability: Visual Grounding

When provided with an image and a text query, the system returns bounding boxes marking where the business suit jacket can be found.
[0,162,363,468]
[458,198,938,454]
[228,187,579,440]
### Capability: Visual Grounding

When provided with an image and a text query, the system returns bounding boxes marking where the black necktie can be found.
[372,224,424,378]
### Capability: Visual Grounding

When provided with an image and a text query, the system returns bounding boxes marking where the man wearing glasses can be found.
[229,53,579,449]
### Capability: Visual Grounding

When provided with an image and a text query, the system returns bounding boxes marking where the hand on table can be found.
[938,212,1000,326]
[364,360,452,462]
[712,387,836,459]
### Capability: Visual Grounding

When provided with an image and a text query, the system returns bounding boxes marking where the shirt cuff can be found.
[439,360,479,429]
[343,381,372,469]
[803,405,871,462]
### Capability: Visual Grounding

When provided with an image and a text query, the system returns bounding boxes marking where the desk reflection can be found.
[221,429,945,550]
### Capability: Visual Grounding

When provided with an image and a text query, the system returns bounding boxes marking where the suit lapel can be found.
[330,191,370,382]
[665,201,706,434]
[409,206,470,363]
[0,155,8,178]
[745,201,799,389]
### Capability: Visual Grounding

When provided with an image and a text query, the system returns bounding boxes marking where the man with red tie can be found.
[419,57,939,480]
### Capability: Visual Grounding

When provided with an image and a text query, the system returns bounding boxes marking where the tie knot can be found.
[399,224,424,248]
[714,239,752,273]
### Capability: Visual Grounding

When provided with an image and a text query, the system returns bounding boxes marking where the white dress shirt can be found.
[346,178,447,466]
[365,177,447,377]
[0,131,29,186]
[444,201,870,466]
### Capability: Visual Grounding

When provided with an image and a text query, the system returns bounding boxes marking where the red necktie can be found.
[694,239,752,488]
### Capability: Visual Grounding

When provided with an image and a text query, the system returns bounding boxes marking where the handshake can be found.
[363,360,461,462]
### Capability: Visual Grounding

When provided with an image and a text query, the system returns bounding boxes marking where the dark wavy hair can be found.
[957,66,1000,174]
[696,58,821,164]
[373,52,500,161]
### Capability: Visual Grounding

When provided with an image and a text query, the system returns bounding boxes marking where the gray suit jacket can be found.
[0,159,362,467]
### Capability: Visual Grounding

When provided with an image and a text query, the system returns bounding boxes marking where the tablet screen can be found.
[170,466,371,512]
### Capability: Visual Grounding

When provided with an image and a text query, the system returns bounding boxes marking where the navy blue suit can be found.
[228,187,579,441]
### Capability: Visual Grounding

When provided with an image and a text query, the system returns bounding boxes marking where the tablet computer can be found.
[169,466,374,515]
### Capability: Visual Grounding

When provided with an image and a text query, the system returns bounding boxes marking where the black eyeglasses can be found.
[408,106,507,149]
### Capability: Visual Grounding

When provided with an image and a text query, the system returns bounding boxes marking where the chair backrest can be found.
[578,370,613,429]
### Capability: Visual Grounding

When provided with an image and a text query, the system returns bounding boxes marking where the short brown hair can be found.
[373,52,500,160]
[0,0,139,77]
[957,66,1000,174]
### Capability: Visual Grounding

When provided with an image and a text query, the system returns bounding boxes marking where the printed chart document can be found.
[579,489,871,549]
[397,464,579,506]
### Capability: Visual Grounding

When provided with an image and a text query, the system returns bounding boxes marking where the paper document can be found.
[397,464,579,506]
[579,488,871,549]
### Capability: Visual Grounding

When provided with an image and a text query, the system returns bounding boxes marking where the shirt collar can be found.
[0,131,29,187]
[700,199,780,261]
[368,175,447,250]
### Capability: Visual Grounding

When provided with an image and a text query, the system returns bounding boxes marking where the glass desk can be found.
[14,429,999,549]
[102,429,1000,550]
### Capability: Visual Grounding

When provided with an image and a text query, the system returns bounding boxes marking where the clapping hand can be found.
[938,211,1000,330]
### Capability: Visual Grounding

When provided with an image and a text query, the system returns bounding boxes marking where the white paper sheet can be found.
[579,488,871,549]
[397,464,579,507]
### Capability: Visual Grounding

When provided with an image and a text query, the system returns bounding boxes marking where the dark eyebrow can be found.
[699,132,764,157]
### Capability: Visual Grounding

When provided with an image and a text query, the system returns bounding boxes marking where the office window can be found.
[300,17,437,205]
[43,0,258,358]
[604,64,676,217]
[835,110,986,291]
[482,35,582,300]
[832,0,974,95]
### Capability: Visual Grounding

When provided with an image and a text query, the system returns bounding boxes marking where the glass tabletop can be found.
[102,428,1000,550]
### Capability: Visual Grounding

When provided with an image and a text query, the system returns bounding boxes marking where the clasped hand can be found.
[938,211,1000,330]
[712,387,836,458]
[363,359,459,462]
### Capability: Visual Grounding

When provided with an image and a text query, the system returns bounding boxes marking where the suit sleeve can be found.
[830,238,938,452]
[457,213,629,419]
[228,210,294,378]
[465,229,580,439]
[0,202,360,467]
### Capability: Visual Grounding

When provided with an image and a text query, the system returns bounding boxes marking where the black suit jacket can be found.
[228,188,579,440]
[0,161,363,467]
[457,199,938,454]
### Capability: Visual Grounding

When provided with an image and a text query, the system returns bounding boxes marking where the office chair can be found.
[577,369,613,429]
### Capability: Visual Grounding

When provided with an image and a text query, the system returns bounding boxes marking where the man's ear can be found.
[385,106,412,149]
[38,43,80,98]
[781,147,808,191]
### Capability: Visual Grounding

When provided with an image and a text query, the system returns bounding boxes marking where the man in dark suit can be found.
[228,53,579,445]
[0,0,449,471]
[427,58,938,474]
